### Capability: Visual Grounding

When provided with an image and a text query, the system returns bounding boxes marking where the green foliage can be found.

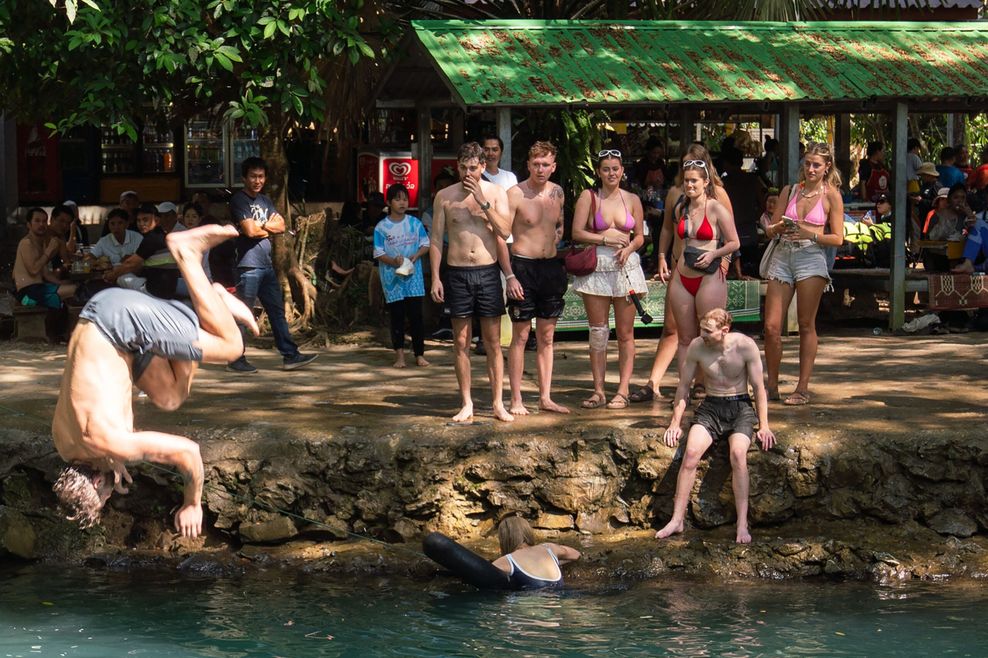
[0,0,386,139]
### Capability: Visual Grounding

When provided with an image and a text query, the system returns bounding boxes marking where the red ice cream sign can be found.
[382,157,419,207]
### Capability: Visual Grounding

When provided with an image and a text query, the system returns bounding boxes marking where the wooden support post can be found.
[416,105,432,212]
[834,113,852,194]
[945,113,955,147]
[782,104,800,186]
[496,107,512,170]
[890,102,908,331]
[678,107,694,153]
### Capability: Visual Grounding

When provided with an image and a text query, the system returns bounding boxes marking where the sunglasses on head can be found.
[683,159,708,168]
[598,149,622,159]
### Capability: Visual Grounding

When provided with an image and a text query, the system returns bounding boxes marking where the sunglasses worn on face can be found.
[598,149,622,159]
[683,160,708,168]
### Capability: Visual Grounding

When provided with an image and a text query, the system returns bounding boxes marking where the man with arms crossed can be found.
[430,142,513,423]
[504,141,568,415]
[655,308,776,544]
[52,225,259,538]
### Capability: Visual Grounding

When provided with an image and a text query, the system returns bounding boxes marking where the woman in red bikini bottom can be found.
[762,142,845,406]
[660,159,739,388]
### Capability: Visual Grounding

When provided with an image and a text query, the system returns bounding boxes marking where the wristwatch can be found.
[478,200,491,211]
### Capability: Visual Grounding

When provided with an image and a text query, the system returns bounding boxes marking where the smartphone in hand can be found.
[782,216,798,230]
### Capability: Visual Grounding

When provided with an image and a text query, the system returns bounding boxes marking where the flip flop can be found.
[784,391,811,406]
[581,393,606,409]
[606,393,630,410]
[629,384,655,403]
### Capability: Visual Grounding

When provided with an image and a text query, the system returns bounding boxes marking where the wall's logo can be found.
[389,162,412,178]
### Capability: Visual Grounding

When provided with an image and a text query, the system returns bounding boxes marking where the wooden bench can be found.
[830,268,929,293]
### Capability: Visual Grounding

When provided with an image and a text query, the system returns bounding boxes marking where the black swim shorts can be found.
[80,288,202,377]
[444,263,505,318]
[691,394,757,443]
[507,255,568,322]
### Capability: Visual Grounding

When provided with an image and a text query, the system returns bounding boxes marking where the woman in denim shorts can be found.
[762,143,845,406]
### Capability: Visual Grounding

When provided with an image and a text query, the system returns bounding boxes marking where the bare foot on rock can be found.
[654,519,684,540]
[451,404,474,423]
[509,401,530,416]
[539,399,570,414]
[736,527,752,544]
[493,404,515,423]
[415,356,430,367]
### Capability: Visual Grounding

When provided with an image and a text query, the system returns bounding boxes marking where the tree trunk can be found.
[259,116,317,328]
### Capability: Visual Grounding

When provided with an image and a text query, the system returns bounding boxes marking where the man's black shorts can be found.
[507,255,568,322]
[691,394,757,443]
[444,263,505,318]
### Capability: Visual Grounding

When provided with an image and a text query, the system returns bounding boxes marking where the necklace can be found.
[800,184,823,199]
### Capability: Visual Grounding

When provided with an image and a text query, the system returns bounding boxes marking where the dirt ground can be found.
[1,325,985,443]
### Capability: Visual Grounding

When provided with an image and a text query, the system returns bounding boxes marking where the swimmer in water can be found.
[51,225,259,538]
[491,515,581,588]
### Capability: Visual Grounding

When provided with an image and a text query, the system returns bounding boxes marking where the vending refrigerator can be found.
[184,119,260,189]
[357,150,457,210]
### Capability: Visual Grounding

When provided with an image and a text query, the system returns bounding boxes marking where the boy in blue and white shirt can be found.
[374,184,431,368]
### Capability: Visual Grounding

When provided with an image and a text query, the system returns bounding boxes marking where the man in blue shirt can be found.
[936,146,967,189]
[227,157,317,373]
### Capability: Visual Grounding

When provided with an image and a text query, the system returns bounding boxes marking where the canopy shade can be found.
[409,20,988,108]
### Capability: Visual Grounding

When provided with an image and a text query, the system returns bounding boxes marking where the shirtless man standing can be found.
[504,141,569,415]
[51,225,259,538]
[430,142,513,422]
[655,308,775,544]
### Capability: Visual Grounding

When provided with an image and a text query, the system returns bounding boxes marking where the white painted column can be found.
[496,107,511,169]
[890,102,908,331]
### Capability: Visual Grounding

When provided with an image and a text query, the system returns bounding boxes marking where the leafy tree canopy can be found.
[0,0,391,139]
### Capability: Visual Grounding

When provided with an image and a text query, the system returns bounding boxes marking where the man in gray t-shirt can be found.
[226,156,317,374]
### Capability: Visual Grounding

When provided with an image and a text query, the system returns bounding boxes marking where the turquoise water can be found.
[2,564,985,657]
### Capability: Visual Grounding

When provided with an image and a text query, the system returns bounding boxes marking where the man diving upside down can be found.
[52,225,258,538]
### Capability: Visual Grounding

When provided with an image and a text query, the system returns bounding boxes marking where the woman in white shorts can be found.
[571,150,647,410]
[762,143,845,406]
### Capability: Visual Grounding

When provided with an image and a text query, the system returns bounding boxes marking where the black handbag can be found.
[682,245,721,274]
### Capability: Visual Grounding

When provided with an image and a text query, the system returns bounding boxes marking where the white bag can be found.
[759,185,801,279]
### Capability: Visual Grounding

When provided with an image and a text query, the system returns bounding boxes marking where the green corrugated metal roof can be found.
[410,20,988,106]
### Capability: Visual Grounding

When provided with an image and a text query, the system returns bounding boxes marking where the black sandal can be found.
[629,384,655,403]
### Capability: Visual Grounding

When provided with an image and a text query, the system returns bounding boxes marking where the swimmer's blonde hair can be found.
[799,142,843,189]
[53,464,106,529]
[498,515,537,555]
[528,140,557,160]
[700,308,732,329]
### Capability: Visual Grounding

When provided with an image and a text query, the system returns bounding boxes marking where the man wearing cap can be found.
[104,203,179,299]
[226,156,318,374]
[156,202,185,233]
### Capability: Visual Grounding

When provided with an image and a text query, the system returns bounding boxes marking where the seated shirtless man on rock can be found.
[51,225,258,538]
[655,308,775,544]
[430,142,513,422]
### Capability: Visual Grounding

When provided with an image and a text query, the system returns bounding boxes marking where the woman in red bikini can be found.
[631,145,734,403]
[762,142,844,406]
[660,158,739,391]
[571,149,647,410]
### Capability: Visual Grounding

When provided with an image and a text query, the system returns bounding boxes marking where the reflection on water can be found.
[1,564,986,656]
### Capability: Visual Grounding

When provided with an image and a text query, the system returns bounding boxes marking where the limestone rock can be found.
[239,516,298,543]
[576,509,610,534]
[0,507,36,558]
[534,512,574,530]
[927,510,978,538]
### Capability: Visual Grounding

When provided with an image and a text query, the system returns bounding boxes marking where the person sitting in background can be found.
[119,190,140,228]
[937,147,967,189]
[905,138,923,195]
[928,185,974,243]
[952,207,987,274]
[87,208,142,266]
[103,203,177,298]
[861,194,893,226]
[759,188,780,239]
[491,515,581,589]
[182,203,204,229]
[156,202,185,233]
[13,207,77,311]
[858,141,889,202]
[955,144,972,178]
[47,204,82,279]
[61,201,90,246]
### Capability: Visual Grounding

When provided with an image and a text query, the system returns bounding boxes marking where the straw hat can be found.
[916,162,939,178]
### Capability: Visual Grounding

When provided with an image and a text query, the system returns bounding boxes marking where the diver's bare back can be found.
[694,333,755,396]
[52,321,135,465]
[440,183,500,267]
[510,180,563,259]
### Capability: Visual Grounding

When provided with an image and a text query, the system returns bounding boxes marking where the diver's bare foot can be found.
[415,356,430,367]
[736,527,752,544]
[167,224,238,257]
[509,401,530,416]
[539,399,570,414]
[655,520,684,539]
[493,405,515,422]
[214,284,259,335]
[451,405,474,423]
